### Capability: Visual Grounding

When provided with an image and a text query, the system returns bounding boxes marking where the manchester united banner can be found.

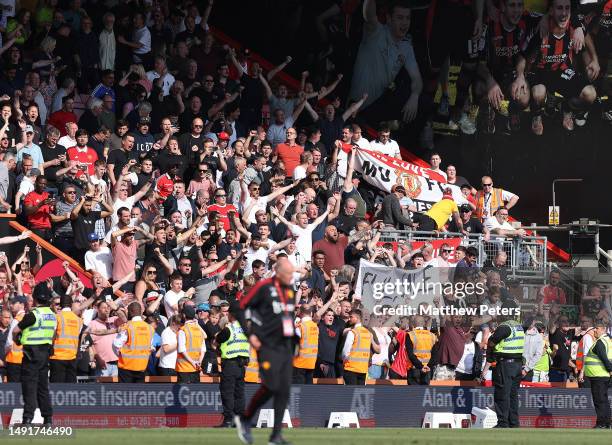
[354,148,466,211]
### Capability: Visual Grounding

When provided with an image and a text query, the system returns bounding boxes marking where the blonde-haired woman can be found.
[32,36,61,81]
[119,64,152,92]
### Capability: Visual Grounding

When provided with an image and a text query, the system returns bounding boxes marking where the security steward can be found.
[483,301,525,428]
[113,301,154,383]
[342,309,380,385]
[176,305,207,383]
[234,258,296,445]
[11,282,57,425]
[406,315,436,385]
[5,295,27,382]
[293,305,319,384]
[582,321,612,428]
[215,311,250,427]
[245,345,259,383]
[49,294,83,383]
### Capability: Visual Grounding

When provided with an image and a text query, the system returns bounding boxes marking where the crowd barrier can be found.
[0,383,597,428]
[378,229,548,280]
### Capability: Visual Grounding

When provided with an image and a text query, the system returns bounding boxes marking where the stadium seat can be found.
[471,407,498,428]
[9,409,44,426]
[453,414,472,428]
[422,412,457,428]
[327,412,360,428]
[256,409,293,428]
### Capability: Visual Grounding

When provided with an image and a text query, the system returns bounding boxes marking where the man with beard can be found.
[313,225,349,275]
[66,129,99,178]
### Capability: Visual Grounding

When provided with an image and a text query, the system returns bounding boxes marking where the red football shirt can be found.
[156,175,175,201]
[23,191,51,229]
[207,203,237,231]
[67,146,98,177]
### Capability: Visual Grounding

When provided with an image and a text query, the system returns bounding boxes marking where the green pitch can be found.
[10,428,610,444]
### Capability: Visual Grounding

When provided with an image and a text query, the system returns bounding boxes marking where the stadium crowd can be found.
[0,0,609,386]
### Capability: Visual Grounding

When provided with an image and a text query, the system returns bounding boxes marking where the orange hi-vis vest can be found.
[475,188,504,220]
[408,329,436,366]
[293,319,319,370]
[245,347,259,383]
[50,310,83,361]
[6,311,25,364]
[576,330,595,371]
[118,319,154,372]
[344,325,371,375]
[176,321,205,373]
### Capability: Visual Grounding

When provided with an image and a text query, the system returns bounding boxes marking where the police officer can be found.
[215,311,250,427]
[483,301,524,428]
[234,258,296,445]
[11,282,57,425]
[582,321,612,428]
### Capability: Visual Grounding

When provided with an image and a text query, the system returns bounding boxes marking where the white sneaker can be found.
[449,113,477,135]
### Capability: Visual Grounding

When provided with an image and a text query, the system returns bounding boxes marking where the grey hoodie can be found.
[523,327,544,372]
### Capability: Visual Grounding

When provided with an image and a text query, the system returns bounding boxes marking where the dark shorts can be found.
[426,1,475,70]
[529,69,589,99]
[493,70,519,96]
[257,346,292,393]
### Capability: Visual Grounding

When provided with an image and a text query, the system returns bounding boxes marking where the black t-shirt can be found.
[40,143,67,183]
[72,210,102,249]
[448,217,484,234]
[107,149,138,180]
[144,239,178,287]
[550,328,575,371]
[239,73,264,112]
[77,333,94,374]
[155,152,189,178]
[133,131,155,154]
[317,318,344,363]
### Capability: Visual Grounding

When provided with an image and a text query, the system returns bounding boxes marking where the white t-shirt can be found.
[146,71,176,96]
[84,246,113,279]
[370,139,401,159]
[293,165,307,181]
[133,26,151,55]
[58,135,76,149]
[456,341,476,374]
[89,175,108,194]
[244,242,276,275]
[484,216,515,235]
[18,179,34,196]
[176,196,192,227]
[290,224,316,263]
[163,289,185,317]
[112,196,136,226]
[243,196,268,224]
[159,326,178,369]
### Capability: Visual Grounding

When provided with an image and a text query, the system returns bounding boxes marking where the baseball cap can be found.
[87,232,101,242]
[138,116,151,125]
[218,131,230,141]
[9,295,27,304]
[459,204,472,213]
[27,168,41,177]
[196,303,211,313]
[24,125,34,134]
[183,304,196,319]
[351,171,362,180]
[442,188,454,199]
[219,299,230,307]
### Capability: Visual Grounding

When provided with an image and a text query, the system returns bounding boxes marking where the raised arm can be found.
[259,71,274,100]
[266,56,292,81]
[363,0,380,34]
[342,93,368,122]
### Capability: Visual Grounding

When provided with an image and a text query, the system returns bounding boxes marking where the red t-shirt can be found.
[276,143,304,177]
[208,203,237,231]
[541,285,567,305]
[156,175,175,201]
[23,190,51,229]
[67,146,98,177]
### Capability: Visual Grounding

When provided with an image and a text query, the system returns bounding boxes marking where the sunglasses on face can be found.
[442,249,452,253]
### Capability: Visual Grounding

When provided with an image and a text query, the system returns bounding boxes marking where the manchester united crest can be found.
[395,170,421,199]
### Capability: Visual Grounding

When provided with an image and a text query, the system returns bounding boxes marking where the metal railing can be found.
[378,229,548,281]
